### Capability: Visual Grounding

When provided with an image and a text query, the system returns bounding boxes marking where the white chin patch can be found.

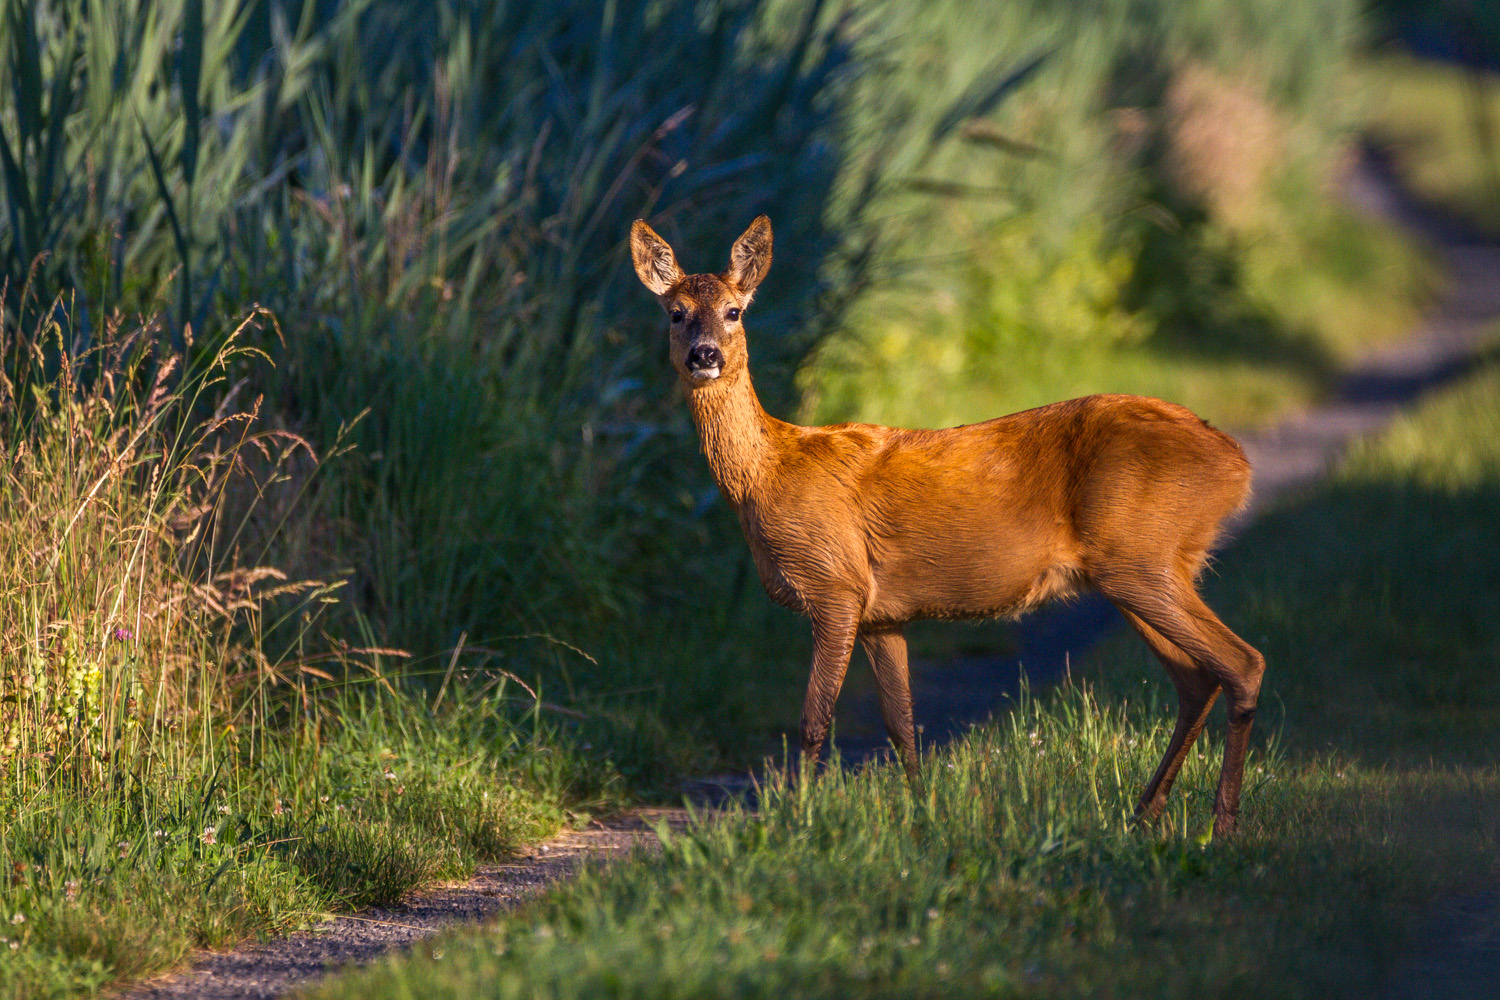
[691,367,721,381]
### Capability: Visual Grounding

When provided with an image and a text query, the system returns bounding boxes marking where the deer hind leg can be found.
[1115,608,1220,824]
[859,627,921,784]
[799,606,859,775]
[1103,574,1266,838]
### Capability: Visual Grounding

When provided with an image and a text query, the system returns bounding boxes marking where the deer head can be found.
[630,216,773,389]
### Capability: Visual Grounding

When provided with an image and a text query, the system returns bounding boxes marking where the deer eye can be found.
[726,307,741,322]
[670,308,685,323]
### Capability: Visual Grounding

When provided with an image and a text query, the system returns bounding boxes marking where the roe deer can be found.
[630,215,1266,836]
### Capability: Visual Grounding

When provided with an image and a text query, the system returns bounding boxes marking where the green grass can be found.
[1362,51,1500,234]
[0,313,616,999]
[1,4,1478,995]
[304,343,1500,1000]
[1213,343,1500,761]
[0,685,615,998]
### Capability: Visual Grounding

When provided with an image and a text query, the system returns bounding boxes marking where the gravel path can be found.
[116,810,686,1000]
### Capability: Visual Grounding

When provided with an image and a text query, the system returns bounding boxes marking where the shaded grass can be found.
[306,700,1500,1000]
[1188,337,1500,761]
[306,335,1500,1000]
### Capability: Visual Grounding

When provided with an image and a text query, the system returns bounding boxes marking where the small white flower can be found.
[9,913,23,925]
[154,829,165,838]
[7,941,15,950]
[926,908,940,921]
[217,805,231,815]
[383,771,397,781]
[201,826,218,845]
[117,841,130,858]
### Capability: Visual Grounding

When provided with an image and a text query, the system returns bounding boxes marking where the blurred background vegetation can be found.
[2,0,1499,992]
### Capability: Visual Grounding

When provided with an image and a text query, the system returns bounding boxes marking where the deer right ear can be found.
[631,220,684,296]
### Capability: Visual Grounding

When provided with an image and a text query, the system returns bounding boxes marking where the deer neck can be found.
[685,369,778,507]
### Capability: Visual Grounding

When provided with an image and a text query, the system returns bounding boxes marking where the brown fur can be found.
[631,216,1267,837]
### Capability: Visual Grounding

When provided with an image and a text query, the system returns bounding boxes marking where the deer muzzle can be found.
[686,343,724,380]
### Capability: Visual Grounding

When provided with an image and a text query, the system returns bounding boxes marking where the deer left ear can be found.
[724,215,773,298]
[631,220,684,295]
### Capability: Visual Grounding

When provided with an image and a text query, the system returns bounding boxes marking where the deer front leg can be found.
[799,606,859,774]
[859,627,921,784]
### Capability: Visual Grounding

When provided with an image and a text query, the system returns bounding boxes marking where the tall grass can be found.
[0,303,281,789]
[0,305,614,997]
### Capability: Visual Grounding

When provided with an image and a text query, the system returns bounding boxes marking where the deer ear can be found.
[725,215,772,297]
[630,220,684,295]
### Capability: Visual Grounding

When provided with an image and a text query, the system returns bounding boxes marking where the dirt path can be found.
[117,810,685,1000]
[118,156,1500,1000]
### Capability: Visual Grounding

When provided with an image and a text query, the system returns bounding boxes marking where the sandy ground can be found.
[116,155,1499,1000]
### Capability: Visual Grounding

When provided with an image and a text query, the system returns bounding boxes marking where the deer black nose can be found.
[686,343,724,373]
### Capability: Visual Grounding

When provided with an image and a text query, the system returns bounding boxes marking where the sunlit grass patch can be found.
[807,73,1434,434]
[1361,52,1500,234]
